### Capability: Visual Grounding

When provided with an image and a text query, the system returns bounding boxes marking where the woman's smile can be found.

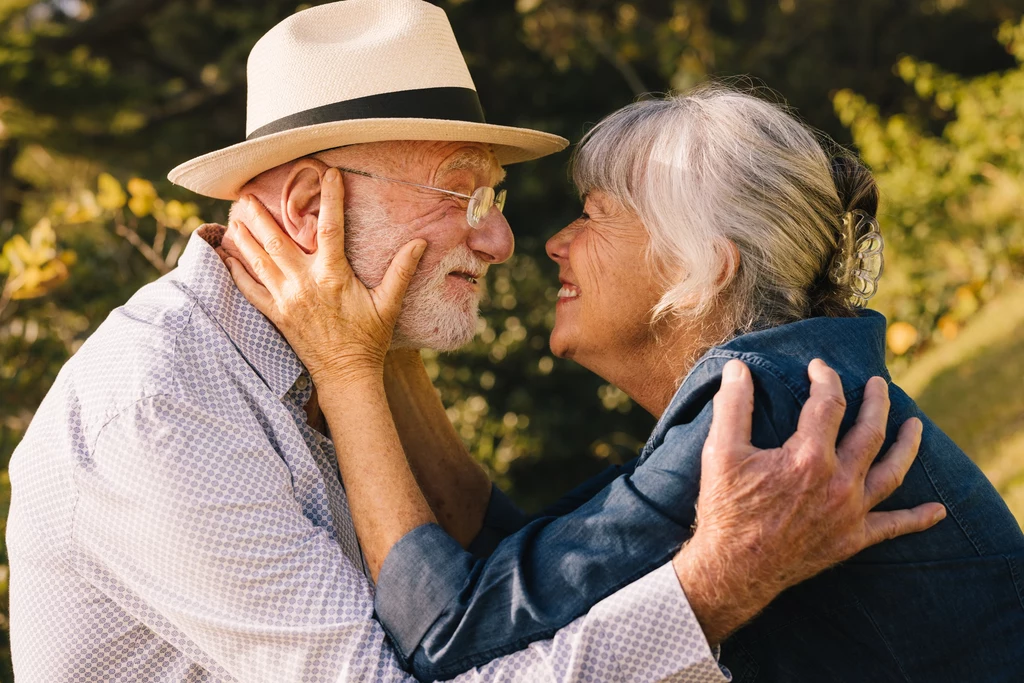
[556,280,581,301]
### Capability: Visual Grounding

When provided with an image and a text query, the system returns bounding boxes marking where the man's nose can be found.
[466,209,514,264]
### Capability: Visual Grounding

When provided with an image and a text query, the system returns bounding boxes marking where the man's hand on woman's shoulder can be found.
[673,358,945,645]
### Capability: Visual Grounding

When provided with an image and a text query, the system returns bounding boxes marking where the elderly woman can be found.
[227,85,1024,682]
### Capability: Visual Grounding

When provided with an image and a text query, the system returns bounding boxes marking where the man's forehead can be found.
[318,141,504,183]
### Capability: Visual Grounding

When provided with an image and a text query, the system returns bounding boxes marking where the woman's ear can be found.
[281,158,330,252]
[717,240,741,289]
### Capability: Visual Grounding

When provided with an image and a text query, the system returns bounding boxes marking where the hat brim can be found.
[167,118,569,200]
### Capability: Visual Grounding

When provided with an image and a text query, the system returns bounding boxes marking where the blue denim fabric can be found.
[374,311,1024,682]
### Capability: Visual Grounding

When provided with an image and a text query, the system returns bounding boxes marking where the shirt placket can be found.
[285,373,367,579]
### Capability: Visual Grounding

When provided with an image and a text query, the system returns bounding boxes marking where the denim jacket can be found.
[374,311,1024,682]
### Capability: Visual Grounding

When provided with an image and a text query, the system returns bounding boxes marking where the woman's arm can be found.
[382,350,493,548]
[224,174,436,579]
[371,360,938,681]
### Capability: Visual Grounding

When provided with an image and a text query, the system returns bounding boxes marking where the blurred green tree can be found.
[835,17,1024,367]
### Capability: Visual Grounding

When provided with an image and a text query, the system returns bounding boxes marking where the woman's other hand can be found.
[224,168,426,386]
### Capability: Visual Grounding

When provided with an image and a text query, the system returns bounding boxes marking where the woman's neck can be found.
[594,317,728,419]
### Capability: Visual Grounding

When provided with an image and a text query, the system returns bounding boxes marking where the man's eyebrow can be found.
[437,150,505,186]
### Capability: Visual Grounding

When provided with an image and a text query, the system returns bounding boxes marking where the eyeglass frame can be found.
[332,166,506,229]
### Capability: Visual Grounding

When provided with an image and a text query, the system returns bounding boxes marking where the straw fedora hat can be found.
[168,0,569,200]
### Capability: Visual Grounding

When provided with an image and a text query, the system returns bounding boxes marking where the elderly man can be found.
[7,1,938,682]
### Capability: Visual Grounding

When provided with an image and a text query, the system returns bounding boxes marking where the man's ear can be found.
[281,158,330,252]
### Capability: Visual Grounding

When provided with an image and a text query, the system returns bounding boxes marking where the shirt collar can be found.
[173,225,304,399]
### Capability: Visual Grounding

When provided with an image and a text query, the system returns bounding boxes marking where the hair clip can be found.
[829,209,884,307]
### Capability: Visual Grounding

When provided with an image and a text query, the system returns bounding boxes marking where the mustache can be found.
[414,246,489,288]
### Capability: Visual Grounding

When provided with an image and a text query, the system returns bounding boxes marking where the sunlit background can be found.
[3,0,1024,679]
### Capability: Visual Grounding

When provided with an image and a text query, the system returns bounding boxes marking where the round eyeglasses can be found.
[333,166,506,229]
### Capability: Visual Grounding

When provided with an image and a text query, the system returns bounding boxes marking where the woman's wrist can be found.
[310,358,386,396]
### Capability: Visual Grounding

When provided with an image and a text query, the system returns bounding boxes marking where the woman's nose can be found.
[545,224,574,263]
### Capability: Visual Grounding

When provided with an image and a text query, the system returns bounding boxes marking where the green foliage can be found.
[2,2,1024,680]
[835,17,1024,367]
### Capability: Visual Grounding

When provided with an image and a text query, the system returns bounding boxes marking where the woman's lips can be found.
[557,284,581,300]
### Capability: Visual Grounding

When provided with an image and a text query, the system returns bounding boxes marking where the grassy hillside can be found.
[894,280,1024,528]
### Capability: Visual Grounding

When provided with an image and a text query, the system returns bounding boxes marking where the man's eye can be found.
[579,211,590,221]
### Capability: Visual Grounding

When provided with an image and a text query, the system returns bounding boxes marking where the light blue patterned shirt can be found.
[7,227,727,682]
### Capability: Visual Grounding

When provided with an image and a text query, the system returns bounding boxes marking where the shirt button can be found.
[295,376,310,390]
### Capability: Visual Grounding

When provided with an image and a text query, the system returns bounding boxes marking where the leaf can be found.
[96,172,126,211]
[1,218,69,299]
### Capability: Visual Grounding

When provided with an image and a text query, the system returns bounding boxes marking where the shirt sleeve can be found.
[72,394,411,683]
[445,563,729,683]
[375,358,781,681]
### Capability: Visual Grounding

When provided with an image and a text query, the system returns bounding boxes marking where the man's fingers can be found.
[372,240,427,323]
[230,219,286,292]
[705,360,755,460]
[863,503,946,548]
[315,168,349,272]
[837,376,890,475]
[224,256,276,319]
[865,417,923,508]
[793,359,846,461]
[241,196,303,264]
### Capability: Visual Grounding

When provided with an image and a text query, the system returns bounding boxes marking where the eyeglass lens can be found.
[466,187,507,228]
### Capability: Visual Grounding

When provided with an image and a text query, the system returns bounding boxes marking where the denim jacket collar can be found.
[641,311,891,460]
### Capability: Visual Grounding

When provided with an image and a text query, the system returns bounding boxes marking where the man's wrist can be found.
[671,534,777,647]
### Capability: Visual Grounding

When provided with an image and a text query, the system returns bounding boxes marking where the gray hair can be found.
[570,83,879,336]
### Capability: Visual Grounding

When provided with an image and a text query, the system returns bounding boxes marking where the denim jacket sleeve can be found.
[467,460,640,558]
[374,355,788,682]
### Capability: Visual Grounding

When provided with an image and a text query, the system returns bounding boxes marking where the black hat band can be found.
[246,86,486,140]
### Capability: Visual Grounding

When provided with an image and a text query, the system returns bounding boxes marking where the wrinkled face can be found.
[335,141,512,351]
[545,191,665,371]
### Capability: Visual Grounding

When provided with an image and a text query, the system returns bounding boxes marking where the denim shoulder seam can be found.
[913,441,987,557]
[1004,554,1024,612]
[697,351,806,406]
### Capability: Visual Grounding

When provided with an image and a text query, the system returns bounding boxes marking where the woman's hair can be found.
[570,82,880,335]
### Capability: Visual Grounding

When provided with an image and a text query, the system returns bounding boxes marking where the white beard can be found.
[344,201,488,351]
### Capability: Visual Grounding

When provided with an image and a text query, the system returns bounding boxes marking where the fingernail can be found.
[325,168,339,183]
[933,507,946,524]
[412,241,426,259]
[723,360,744,383]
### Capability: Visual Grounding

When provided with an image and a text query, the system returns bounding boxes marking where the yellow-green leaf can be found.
[96,172,126,211]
